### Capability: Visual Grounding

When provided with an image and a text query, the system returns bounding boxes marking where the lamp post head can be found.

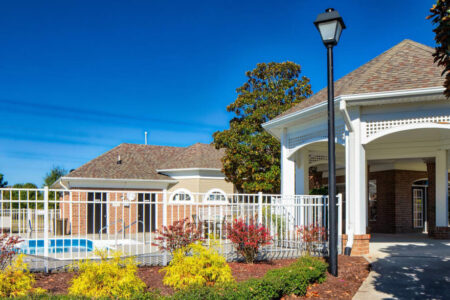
[314,8,346,46]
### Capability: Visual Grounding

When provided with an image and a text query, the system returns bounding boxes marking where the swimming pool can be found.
[19,238,94,255]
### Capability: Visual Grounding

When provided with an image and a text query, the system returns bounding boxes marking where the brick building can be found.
[263,40,450,255]
[54,143,235,235]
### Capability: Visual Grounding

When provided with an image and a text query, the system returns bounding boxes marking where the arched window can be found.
[170,188,193,202]
[412,179,428,187]
[204,189,227,203]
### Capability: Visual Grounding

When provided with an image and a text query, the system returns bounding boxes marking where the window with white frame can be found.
[171,188,193,202]
[204,189,227,203]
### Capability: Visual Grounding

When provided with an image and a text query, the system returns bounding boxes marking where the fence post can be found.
[162,189,168,266]
[43,186,49,273]
[258,192,263,225]
[337,193,343,254]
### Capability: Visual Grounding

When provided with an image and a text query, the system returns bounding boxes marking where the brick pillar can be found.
[342,234,371,256]
[426,160,436,236]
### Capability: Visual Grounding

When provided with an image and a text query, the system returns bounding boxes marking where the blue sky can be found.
[0,0,437,185]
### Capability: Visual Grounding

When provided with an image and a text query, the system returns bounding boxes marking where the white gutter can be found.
[59,177,178,184]
[263,99,329,130]
[341,86,445,106]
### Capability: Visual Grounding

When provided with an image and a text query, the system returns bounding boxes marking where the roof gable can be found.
[65,143,224,181]
[276,39,444,119]
[66,144,184,180]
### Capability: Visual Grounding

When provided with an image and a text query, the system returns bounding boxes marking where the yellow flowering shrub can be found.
[0,254,46,298]
[162,242,234,290]
[68,249,146,299]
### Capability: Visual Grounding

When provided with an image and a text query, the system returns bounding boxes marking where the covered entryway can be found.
[364,127,450,236]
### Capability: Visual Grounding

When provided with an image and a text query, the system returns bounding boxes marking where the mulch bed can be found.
[33,256,369,299]
[298,256,370,299]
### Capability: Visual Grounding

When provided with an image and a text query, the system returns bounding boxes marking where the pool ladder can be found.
[97,219,146,245]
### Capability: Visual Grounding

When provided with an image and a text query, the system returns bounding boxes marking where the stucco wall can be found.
[168,178,235,195]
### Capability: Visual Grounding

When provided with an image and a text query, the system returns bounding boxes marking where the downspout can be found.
[339,99,354,255]
[339,99,354,132]
[344,229,353,256]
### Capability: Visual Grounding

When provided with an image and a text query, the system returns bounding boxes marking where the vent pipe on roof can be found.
[145,131,148,145]
[117,155,122,164]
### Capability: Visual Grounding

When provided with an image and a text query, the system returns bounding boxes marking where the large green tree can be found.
[213,62,312,193]
[43,166,67,187]
[428,0,450,98]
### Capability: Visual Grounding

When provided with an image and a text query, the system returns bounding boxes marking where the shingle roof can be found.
[65,143,224,180]
[276,39,444,120]
[158,143,225,170]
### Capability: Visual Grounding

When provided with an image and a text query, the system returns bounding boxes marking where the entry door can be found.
[87,192,107,234]
[412,187,425,229]
[137,193,156,232]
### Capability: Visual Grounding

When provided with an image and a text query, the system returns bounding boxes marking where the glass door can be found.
[412,187,425,229]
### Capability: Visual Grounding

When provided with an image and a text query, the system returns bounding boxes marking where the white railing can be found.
[0,188,342,271]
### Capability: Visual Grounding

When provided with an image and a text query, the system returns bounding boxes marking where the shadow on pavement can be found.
[371,240,450,299]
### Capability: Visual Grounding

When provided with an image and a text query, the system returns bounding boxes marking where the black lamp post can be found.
[314,8,345,277]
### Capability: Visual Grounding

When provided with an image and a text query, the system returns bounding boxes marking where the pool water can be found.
[19,238,94,255]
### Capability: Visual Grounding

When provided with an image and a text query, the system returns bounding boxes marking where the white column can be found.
[435,150,448,227]
[347,114,367,235]
[295,149,309,195]
[281,128,295,195]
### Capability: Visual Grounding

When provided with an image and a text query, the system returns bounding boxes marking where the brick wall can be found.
[61,189,162,235]
[426,161,436,235]
[368,170,396,233]
[366,169,429,233]
[394,170,428,233]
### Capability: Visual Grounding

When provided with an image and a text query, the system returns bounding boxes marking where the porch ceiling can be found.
[368,128,450,145]
[365,128,450,161]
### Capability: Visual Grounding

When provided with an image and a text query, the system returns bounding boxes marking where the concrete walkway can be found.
[353,233,450,300]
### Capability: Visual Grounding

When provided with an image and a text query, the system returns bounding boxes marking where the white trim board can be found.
[57,177,176,190]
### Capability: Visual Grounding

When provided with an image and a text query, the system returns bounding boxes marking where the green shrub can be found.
[68,250,146,299]
[170,256,327,300]
[162,242,234,290]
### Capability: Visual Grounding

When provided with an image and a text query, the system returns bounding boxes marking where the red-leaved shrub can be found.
[296,224,326,255]
[0,233,22,270]
[226,218,271,263]
[153,218,203,254]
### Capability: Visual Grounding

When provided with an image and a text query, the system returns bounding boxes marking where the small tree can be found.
[10,183,39,209]
[0,174,7,188]
[296,225,326,256]
[213,62,312,193]
[428,0,450,98]
[226,218,272,263]
[0,233,22,270]
[153,218,203,254]
[43,166,67,187]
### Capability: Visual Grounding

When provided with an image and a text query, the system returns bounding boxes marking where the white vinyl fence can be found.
[0,188,342,271]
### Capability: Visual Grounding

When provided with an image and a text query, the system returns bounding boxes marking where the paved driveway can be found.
[353,233,450,300]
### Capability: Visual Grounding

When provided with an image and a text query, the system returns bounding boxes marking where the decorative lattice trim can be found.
[309,154,328,164]
[288,125,345,149]
[365,115,450,138]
